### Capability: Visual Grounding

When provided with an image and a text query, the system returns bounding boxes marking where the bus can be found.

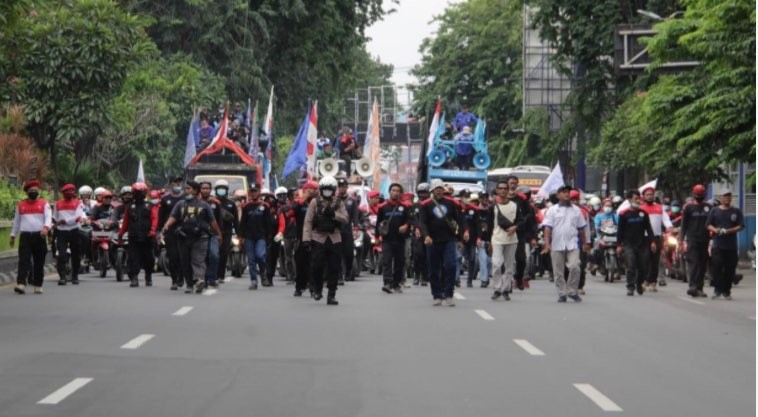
[486,165,551,194]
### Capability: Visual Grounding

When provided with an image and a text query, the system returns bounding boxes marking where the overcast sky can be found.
[365,0,461,89]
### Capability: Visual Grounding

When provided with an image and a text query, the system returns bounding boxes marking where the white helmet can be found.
[120,185,132,195]
[79,185,93,197]
[588,196,601,208]
[93,187,106,197]
[261,188,272,195]
[318,176,338,189]
[214,179,229,188]
[274,186,288,196]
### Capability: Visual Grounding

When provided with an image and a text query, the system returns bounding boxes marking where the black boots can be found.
[327,290,338,305]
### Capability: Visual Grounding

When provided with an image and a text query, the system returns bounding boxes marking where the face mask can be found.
[184,194,193,201]
[663,205,670,212]
[172,186,183,194]
[603,207,612,214]
[150,199,159,205]
[216,189,227,197]
[631,202,640,209]
[321,189,334,198]
[672,207,681,214]
[27,191,39,200]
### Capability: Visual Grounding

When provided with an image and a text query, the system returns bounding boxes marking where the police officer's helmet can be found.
[319,176,338,198]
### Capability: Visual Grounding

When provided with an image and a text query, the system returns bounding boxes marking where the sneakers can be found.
[14,284,26,295]
[433,298,443,306]
[261,279,272,287]
[711,293,722,300]
[480,281,489,288]
[636,285,645,295]
[723,294,733,300]
[491,291,502,300]
[421,281,428,286]
[313,293,323,301]
[568,294,582,302]
[34,286,43,294]
[466,281,473,288]
[58,280,67,286]
[130,280,139,288]
[248,282,258,291]
[393,286,403,294]
[327,297,339,305]
[195,282,206,293]
[503,292,511,301]
[557,295,567,303]
[184,287,194,294]
[648,283,657,292]
[697,290,708,298]
[413,279,420,286]
[209,282,219,289]
[444,297,456,307]
[71,280,79,285]
[381,285,393,294]
[627,290,634,296]
[145,280,153,287]
[658,280,667,287]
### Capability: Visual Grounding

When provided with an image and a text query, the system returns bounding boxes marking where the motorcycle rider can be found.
[376,183,412,293]
[411,183,431,286]
[54,183,85,286]
[640,186,673,289]
[78,185,96,270]
[680,184,712,298]
[611,195,624,212]
[337,177,359,283]
[617,190,656,296]
[214,179,239,284]
[668,200,683,226]
[118,182,158,287]
[158,176,185,290]
[93,187,106,204]
[239,184,271,290]
[303,176,348,305]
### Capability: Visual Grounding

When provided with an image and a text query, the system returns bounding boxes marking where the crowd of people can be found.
[9,174,746,305]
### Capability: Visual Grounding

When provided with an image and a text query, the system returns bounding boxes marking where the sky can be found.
[365,0,461,89]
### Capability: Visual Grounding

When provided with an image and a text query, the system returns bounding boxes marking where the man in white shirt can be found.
[488,180,521,300]
[542,185,590,302]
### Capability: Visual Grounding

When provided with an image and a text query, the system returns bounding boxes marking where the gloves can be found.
[274,233,284,243]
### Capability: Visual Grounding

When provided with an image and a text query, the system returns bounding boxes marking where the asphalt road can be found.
[0,266,754,417]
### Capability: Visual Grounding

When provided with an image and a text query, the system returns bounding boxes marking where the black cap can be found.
[170,175,183,183]
[337,177,348,187]
[249,183,260,191]
[556,185,572,193]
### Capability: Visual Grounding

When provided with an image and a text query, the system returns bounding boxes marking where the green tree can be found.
[13,0,154,187]
[411,0,523,161]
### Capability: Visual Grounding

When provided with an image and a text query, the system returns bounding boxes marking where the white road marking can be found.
[203,289,218,296]
[475,310,495,321]
[172,306,193,316]
[513,339,545,356]
[120,334,155,350]
[574,383,623,412]
[677,296,705,305]
[453,292,466,300]
[38,378,93,405]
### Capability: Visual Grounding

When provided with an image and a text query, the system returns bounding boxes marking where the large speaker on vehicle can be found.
[429,150,446,168]
[319,158,339,177]
[355,157,375,178]
[473,153,491,170]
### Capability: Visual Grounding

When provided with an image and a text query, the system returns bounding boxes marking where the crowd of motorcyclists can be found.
[9,175,746,304]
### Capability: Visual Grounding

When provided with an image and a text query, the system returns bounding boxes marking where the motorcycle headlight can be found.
[666,237,678,246]
[232,236,240,246]
[371,238,376,245]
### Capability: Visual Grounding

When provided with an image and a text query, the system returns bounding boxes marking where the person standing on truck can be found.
[214,180,239,284]
[239,184,271,290]
[158,176,185,290]
[161,181,222,294]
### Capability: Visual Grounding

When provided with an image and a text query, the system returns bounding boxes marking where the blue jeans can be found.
[463,243,477,284]
[427,240,457,299]
[205,236,219,285]
[477,243,490,283]
[245,238,267,283]
[455,245,462,284]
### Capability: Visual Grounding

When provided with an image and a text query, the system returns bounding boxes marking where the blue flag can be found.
[281,108,311,178]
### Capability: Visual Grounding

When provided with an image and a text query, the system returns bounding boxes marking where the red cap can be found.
[61,183,76,193]
[132,182,148,192]
[642,187,655,194]
[368,190,380,198]
[569,190,580,199]
[23,179,40,192]
[302,181,319,190]
[692,184,706,196]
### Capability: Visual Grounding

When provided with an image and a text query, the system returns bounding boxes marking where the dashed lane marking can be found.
[203,289,218,296]
[574,383,623,412]
[172,306,193,316]
[120,334,155,350]
[475,309,495,321]
[38,378,93,405]
[513,339,545,356]
[453,292,466,300]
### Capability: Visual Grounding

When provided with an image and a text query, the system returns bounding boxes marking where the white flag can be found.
[537,163,564,197]
[617,178,658,213]
[136,158,145,183]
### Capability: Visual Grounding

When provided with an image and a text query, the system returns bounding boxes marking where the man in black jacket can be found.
[239,184,271,290]
[376,183,412,293]
[617,190,656,296]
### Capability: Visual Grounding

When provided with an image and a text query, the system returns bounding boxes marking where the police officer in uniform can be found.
[10,180,52,294]
[118,182,158,287]
[303,176,348,305]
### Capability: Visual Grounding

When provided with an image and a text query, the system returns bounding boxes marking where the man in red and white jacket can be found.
[53,183,86,286]
[10,179,52,294]
[639,187,673,290]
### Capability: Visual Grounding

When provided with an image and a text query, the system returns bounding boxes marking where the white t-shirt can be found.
[491,201,518,245]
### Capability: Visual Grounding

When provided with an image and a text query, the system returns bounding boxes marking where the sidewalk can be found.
[0,250,57,285]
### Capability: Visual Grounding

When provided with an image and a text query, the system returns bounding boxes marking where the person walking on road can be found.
[488,180,522,301]
[418,179,461,306]
[54,183,86,286]
[376,183,412,294]
[706,190,744,300]
[239,184,271,291]
[117,182,158,288]
[541,185,590,302]
[617,190,656,296]
[10,180,52,294]
[158,176,185,290]
[639,186,672,290]
[680,184,712,298]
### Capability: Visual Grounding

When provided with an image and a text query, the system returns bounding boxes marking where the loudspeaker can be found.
[318,158,339,177]
[473,153,491,170]
[429,150,446,168]
[355,157,375,178]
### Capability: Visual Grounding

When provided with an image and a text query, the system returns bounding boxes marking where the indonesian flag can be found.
[426,98,442,156]
[306,100,318,178]
[263,86,274,187]
[369,97,381,188]
[207,104,228,152]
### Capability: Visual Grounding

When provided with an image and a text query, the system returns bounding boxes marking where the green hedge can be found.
[0,181,30,220]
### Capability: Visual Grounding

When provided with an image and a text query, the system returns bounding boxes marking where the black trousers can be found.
[312,239,341,294]
[578,250,587,289]
[266,238,280,281]
[56,229,81,281]
[412,237,428,282]
[382,240,405,287]
[646,236,663,284]
[624,245,649,291]
[217,231,232,280]
[711,248,738,296]
[340,230,355,280]
[294,244,310,292]
[128,240,154,282]
[686,241,710,291]
[164,231,184,286]
[514,240,527,287]
[17,232,47,287]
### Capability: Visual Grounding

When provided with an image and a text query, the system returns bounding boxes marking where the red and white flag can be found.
[426,98,442,156]
[306,100,318,178]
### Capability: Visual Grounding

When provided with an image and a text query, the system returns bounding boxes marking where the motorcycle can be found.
[352,228,364,278]
[597,224,620,282]
[91,219,116,278]
[228,234,246,278]
[662,228,687,281]
[111,223,128,282]
[156,233,170,276]
[527,230,545,280]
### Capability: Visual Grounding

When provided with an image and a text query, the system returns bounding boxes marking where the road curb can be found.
[0,264,57,285]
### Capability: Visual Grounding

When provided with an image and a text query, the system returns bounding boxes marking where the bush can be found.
[0,180,40,220]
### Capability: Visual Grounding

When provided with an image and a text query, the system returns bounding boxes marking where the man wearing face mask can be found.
[158,176,185,290]
[680,184,712,297]
[10,180,52,294]
[668,200,683,226]
[293,181,319,296]
[118,182,158,287]
[54,184,86,285]
[617,190,656,296]
[214,179,238,284]
[639,187,673,290]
